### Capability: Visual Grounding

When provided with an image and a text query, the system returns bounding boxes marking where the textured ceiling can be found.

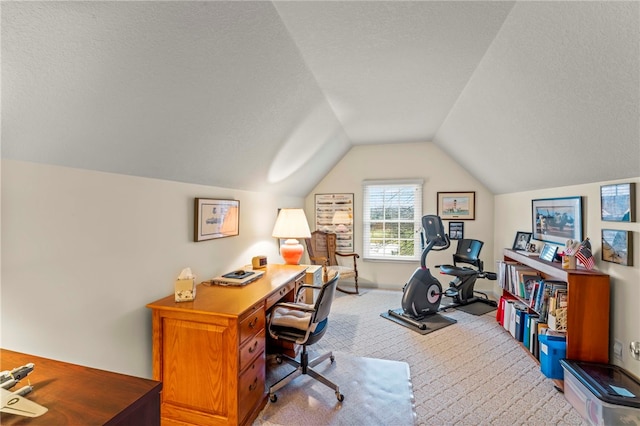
[2,1,638,196]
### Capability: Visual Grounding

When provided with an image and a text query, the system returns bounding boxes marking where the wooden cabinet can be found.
[502,249,610,363]
[147,265,306,426]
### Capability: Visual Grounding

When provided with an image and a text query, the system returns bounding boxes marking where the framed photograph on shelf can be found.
[532,196,582,245]
[512,231,533,251]
[539,243,558,262]
[449,222,464,240]
[194,198,240,242]
[602,229,633,266]
[601,183,635,222]
[437,192,475,220]
[315,193,354,252]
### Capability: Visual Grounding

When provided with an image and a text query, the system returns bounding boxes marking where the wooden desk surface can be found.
[146,264,307,316]
[0,349,162,426]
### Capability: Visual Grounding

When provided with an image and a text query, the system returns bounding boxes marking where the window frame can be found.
[362,179,423,262]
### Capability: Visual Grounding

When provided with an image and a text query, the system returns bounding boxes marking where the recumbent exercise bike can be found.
[388,215,497,330]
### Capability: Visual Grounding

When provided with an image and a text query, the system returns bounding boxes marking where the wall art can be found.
[602,229,633,266]
[532,196,582,245]
[314,193,354,252]
[437,191,475,220]
[601,182,635,222]
[194,198,239,242]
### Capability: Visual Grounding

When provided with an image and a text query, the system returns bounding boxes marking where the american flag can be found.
[576,239,595,270]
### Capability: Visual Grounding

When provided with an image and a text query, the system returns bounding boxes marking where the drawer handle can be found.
[249,377,258,391]
[249,317,258,328]
[248,341,259,353]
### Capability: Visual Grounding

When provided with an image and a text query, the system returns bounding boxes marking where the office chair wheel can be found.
[330,355,335,363]
[270,393,277,403]
[336,392,344,402]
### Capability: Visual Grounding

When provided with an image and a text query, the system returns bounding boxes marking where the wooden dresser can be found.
[0,349,162,425]
[146,264,306,426]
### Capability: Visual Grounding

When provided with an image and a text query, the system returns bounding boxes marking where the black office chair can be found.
[267,271,344,403]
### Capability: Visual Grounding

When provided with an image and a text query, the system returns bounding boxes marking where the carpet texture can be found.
[254,352,415,425]
[264,288,587,426]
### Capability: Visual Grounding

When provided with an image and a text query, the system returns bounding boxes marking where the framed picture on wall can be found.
[601,183,635,222]
[448,222,464,240]
[437,192,475,220]
[531,196,582,245]
[602,229,633,266]
[194,198,240,242]
[314,193,354,252]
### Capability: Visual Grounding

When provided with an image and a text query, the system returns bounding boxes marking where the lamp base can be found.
[280,239,304,265]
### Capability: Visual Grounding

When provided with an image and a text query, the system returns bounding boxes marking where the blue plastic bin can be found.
[539,334,566,379]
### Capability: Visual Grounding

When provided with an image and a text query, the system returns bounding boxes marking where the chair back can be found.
[453,239,484,270]
[305,230,338,266]
[307,272,339,345]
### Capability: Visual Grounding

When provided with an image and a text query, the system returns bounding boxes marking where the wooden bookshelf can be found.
[503,249,610,363]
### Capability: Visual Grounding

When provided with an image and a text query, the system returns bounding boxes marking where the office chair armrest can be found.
[295,284,323,297]
[335,252,359,259]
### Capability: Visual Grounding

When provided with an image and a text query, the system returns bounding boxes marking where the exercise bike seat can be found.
[439,264,478,277]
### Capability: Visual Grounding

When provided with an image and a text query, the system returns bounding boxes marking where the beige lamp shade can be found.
[272,209,312,265]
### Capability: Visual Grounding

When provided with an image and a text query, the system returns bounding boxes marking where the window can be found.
[362,179,423,261]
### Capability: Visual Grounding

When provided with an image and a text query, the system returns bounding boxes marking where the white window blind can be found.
[362,179,423,261]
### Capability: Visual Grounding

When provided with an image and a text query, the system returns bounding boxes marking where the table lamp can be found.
[272,208,312,265]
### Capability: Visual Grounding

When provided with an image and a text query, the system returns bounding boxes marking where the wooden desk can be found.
[146,264,306,426]
[0,349,162,425]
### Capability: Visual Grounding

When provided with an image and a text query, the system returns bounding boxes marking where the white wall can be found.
[304,142,495,291]
[1,159,303,378]
[495,178,640,377]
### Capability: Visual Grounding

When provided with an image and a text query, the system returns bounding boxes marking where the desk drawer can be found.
[240,329,265,372]
[265,281,295,310]
[239,307,265,345]
[238,355,265,424]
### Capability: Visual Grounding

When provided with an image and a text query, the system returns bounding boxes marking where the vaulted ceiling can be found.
[3,1,638,197]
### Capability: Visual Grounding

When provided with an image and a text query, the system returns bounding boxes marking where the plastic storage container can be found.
[538,334,566,379]
[560,359,640,426]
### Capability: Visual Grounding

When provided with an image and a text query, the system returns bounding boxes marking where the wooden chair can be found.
[305,230,360,294]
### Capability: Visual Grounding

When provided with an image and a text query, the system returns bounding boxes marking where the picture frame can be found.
[602,229,633,266]
[601,183,635,222]
[437,192,475,220]
[532,196,582,245]
[448,222,464,240]
[539,243,558,262]
[194,198,240,242]
[315,193,354,252]
[512,231,533,251]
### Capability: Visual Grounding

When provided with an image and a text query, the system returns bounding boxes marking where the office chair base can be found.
[269,351,344,403]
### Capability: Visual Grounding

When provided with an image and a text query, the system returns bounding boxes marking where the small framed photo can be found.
[512,231,533,251]
[539,243,558,262]
[532,196,582,245]
[601,183,635,222]
[437,192,475,220]
[602,229,633,266]
[449,222,464,240]
[194,198,240,242]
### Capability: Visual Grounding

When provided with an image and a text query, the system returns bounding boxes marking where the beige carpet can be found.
[256,288,587,426]
[254,352,415,425]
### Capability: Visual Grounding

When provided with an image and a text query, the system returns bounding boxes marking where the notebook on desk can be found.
[212,270,264,286]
